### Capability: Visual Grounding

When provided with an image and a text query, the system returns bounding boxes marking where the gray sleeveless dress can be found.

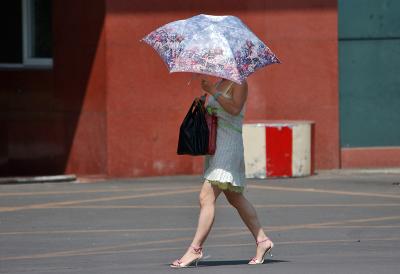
[203,80,246,193]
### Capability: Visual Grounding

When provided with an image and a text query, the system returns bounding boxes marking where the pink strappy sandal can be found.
[248,237,274,265]
[170,245,203,268]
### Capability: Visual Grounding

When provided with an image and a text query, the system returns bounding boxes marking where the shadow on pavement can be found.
[204,258,288,266]
[165,259,289,267]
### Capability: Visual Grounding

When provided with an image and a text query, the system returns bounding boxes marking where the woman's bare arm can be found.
[201,79,248,116]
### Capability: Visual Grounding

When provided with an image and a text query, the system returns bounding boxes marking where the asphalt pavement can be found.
[1,170,400,274]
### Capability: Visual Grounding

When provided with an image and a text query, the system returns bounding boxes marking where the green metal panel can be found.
[339,0,400,148]
[339,0,400,39]
[339,40,400,147]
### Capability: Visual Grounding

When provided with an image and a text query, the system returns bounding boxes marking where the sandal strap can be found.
[190,245,203,253]
[172,259,182,266]
[256,237,270,245]
[250,257,258,262]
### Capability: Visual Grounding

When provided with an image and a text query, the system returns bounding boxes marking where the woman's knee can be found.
[199,181,220,207]
[199,195,214,208]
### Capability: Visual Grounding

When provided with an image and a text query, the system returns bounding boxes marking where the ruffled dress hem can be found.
[204,168,245,193]
[206,179,244,193]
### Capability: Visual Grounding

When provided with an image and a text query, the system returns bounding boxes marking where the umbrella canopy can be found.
[141,14,280,84]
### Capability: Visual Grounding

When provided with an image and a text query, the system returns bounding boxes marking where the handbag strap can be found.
[183,93,209,121]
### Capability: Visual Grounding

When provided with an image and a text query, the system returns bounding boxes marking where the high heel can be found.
[248,237,274,265]
[170,245,203,268]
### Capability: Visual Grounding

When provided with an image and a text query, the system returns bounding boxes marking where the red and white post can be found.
[243,121,315,178]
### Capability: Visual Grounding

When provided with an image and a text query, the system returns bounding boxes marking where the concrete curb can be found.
[315,168,400,176]
[0,174,77,184]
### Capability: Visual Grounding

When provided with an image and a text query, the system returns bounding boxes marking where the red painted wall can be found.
[105,0,339,177]
[53,0,107,176]
[0,71,56,175]
[0,0,339,177]
[0,0,107,176]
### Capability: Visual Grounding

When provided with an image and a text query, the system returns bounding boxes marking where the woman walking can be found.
[170,76,274,268]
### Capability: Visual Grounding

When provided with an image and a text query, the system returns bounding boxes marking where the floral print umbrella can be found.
[141,14,280,84]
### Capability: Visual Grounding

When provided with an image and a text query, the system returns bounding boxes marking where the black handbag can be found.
[177,95,209,155]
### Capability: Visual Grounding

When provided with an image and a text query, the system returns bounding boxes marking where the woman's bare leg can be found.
[171,180,222,265]
[223,190,272,261]
[191,181,223,246]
